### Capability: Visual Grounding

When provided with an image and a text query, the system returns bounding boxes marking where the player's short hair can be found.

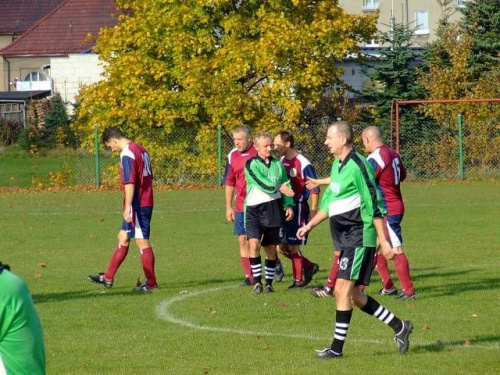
[102,127,125,144]
[363,126,382,140]
[0,262,10,274]
[275,130,295,148]
[232,124,251,139]
[254,131,272,146]
[329,121,353,145]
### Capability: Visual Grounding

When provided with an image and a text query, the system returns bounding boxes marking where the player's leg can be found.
[234,212,253,286]
[88,218,131,287]
[262,244,278,293]
[133,207,158,291]
[309,249,338,298]
[317,247,362,358]
[351,247,413,354]
[375,217,397,295]
[246,207,264,293]
[387,215,415,299]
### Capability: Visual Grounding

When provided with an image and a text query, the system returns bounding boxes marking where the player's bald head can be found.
[328,121,353,145]
[362,126,381,141]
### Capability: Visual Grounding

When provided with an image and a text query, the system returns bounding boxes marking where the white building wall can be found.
[50,53,105,112]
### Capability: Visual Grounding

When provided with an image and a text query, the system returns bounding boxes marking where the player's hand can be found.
[296,224,311,240]
[379,239,395,260]
[279,182,294,197]
[285,207,294,221]
[225,207,235,222]
[305,177,320,189]
[123,206,133,223]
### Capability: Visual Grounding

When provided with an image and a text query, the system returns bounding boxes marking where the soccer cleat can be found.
[395,291,417,300]
[252,283,263,295]
[240,277,253,287]
[315,347,343,359]
[133,282,158,293]
[394,320,413,354]
[274,259,285,282]
[88,273,113,288]
[379,287,398,296]
[303,263,319,285]
[288,281,306,290]
[264,284,275,293]
[309,285,333,298]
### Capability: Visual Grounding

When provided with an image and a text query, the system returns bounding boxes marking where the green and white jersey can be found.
[244,156,294,209]
[319,150,386,249]
[0,270,46,375]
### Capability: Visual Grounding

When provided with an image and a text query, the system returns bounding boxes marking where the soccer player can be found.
[273,131,320,289]
[0,262,46,375]
[89,127,158,292]
[245,131,295,294]
[362,126,416,300]
[297,121,413,358]
[225,125,284,286]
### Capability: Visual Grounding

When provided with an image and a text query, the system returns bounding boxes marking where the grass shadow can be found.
[412,334,500,353]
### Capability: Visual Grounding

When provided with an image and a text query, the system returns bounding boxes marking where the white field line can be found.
[3,201,499,217]
[156,286,500,351]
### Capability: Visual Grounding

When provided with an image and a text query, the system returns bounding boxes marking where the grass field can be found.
[2,180,500,374]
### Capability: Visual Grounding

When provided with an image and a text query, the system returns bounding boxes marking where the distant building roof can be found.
[0,0,67,35]
[0,91,51,101]
[0,0,120,57]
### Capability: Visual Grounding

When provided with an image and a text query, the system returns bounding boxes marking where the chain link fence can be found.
[2,105,499,188]
[393,101,500,180]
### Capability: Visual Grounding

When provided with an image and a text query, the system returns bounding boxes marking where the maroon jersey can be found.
[367,144,406,215]
[224,144,257,212]
[280,153,319,203]
[120,142,154,209]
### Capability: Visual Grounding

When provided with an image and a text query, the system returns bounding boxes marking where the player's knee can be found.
[393,246,404,254]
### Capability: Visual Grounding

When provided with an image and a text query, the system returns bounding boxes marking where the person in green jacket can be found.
[244,131,294,294]
[297,122,413,359]
[0,262,46,375]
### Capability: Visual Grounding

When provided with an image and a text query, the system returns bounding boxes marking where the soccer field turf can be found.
[2,180,500,374]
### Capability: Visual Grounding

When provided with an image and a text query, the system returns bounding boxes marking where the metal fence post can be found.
[94,124,101,187]
[217,124,223,185]
[457,114,464,180]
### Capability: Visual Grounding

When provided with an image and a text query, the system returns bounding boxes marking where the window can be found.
[23,72,47,82]
[363,0,379,10]
[457,0,468,8]
[365,39,380,47]
[414,10,429,35]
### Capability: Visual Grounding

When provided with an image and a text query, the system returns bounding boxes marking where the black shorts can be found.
[337,246,375,286]
[246,200,286,246]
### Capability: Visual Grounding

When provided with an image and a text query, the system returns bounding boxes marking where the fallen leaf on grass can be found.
[38,262,47,268]
[202,366,210,374]
[464,338,472,347]
[34,273,42,279]
[471,314,478,318]
[423,324,430,331]
[179,290,189,294]
[277,301,288,308]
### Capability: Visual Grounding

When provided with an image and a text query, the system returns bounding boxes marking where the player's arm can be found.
[297,209,328,239]
[123,183,134,223]
[121,155,136,223]
[354,163,393,260]
[225,185,235,222]
[303,164,320,217]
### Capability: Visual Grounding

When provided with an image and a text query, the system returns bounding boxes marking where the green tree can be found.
[359,24,428,146]
[461,0,500,78]
[75,0,377,140]
[45,93,73,147]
